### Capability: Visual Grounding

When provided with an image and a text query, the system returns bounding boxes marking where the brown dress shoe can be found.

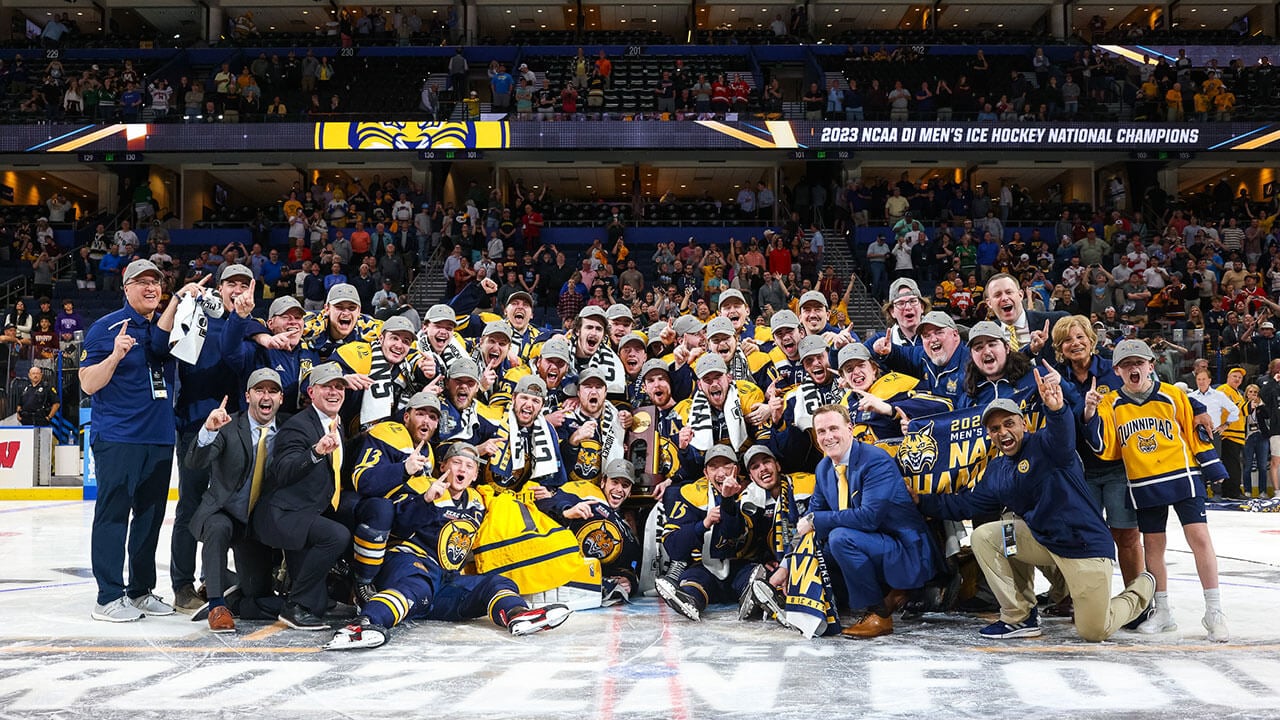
[841,612,893,639]
[208,605,236,634]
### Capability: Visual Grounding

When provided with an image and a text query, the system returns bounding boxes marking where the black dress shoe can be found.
[278,603,329,631]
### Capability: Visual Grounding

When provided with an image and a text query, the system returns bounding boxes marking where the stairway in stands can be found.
[408,250,449,308]
[803,227,886,338]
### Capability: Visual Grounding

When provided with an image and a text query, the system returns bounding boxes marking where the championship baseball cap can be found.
[743,445,775,467]
[718,289,747,307]
[1111,338,1156,365]
[888,277,922,300]
[918,311,957,331]
[425,304,457,325]
[705,316,735,339]
[246,367,282,390]
[382,315,416,337]
[514,375,547,398]
[218,263,253,284]
[482,320,514,339]
[578,306,608,324]
[769,310,801,333]
[647,322,668,346]
[980,398,1024,424]
[606,303,634,322]
[798,335,827,361]
[123,259,163,284]
[837,342,872,367]
[640,358,670,378]
[308,362,345,387]
[268,295,304,317]
[619,331,647,348]
[673,315,704,336]
[695,353,728,379]
[539,338,574,364]
[967,320,1008,344]
[326,283,361,307]
[578,367,608,386]
[604,458,635,481]
[447,357,481,382]
[442,442,481,463]
[704,444,738,466]
[505,290,534,306]
[404,391,442,413]
[799,290,828,309]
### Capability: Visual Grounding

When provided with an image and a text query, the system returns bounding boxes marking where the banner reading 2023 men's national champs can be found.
[11,120,1280,154]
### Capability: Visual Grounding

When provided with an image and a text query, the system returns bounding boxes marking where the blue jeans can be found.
[91,442,174,605]
[869,261,887,299]
[1244,432,1270,494]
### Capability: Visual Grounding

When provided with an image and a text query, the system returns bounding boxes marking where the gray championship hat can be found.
[641,358,671,378]
[218,263,253,283]
[447,357,481,382]
[514,375,548,398]
[888,277,923,300]
[606,303,634,322]
[695,353,729,378]
[404,391,442,413]
[705,316,736,339]
[268,295,304,317]
[967,320,1008,344]
[743,445,775,467]
[673,314,704,336]
[326,283,361,307]
[918,311,958,331]
[505,289,534,306]
[578,366,608,386]
[425,304,457,324]
[309,361,345,387]
[770,310,800,333]
[980,398,1025,424]
[1112,338,1156,365]
[482,320,514,339]
[382,315,417,337]
[620,330,647,348]
[578,306,608,323]
[798,334,828,361]
[246,367,283,390]
[123,259,163,284]
[646,322,669,345]
[838,342,872,367]
[799,290,829,309]
[604,457,635,481]
[442,442,481,463]
[539,337,574,364]
[704,444,739,465]
[718,289,747,307]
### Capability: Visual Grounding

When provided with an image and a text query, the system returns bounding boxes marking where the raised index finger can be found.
[118,322,130,336]
[219,395,228,409]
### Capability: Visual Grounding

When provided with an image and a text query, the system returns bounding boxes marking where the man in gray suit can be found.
[185,368,289,633]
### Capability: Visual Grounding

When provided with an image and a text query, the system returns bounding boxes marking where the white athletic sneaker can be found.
[92,596,144,623]
[1202,609,1229,643]
[1137,605,1177,634]
[129,593,176,616]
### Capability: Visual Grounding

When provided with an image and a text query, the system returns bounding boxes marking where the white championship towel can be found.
[689,384,747,452]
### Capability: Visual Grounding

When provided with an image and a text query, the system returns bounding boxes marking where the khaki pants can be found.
[971,519,1150,641]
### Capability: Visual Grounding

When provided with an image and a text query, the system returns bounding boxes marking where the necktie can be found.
[836,463,850,511]
[329,418,343,510]
[249,426,268,511]
[1005,323,1022,351]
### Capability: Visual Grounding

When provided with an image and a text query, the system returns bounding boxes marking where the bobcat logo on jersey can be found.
[1017,460,1030,473]
[437,517,480,572]
[572,440,604,483]
[1136,432,1159,454]
[575,518,624,565]
[898,422,939,475]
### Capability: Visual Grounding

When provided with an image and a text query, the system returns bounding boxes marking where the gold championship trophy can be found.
[625,405,660,497]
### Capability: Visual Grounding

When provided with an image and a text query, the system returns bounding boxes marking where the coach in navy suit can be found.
[983,273,1068,363]
[796,403,938,638]
[254,362,351,631]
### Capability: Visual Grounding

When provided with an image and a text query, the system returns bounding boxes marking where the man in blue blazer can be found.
[796,404,939,638]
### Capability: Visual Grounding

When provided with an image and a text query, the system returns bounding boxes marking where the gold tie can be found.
[329,419,343,510]
[836,463,849,511]
[1005,323,1021,351]
[249,426,268,511]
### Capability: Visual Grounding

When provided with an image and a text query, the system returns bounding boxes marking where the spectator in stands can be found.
[756,181,775,221]
[449,47,468,94]
[379,244,407,291]
[4,300,33,343]
[801,82,823,121]
[595,50,612,89]
[490,63,514,112]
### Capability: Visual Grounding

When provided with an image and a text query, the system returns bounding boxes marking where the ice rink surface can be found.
[3,499,1280,719]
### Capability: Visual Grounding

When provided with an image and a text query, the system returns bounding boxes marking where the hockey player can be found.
[1084,338,1230,642]
[737,445,814,623]
[656,445,762,621]
[837,342,951,445]
[559,457,644,604]
[704,316,772,389]
[333,315,428,432]
[491,337,576,419]
[768,335,848,473]
[764,310,808,393]
[673,353,768,480]
[436,357,501,445]
[302,284,383,362]
[561,367,627,485]
[324,443,572,650]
